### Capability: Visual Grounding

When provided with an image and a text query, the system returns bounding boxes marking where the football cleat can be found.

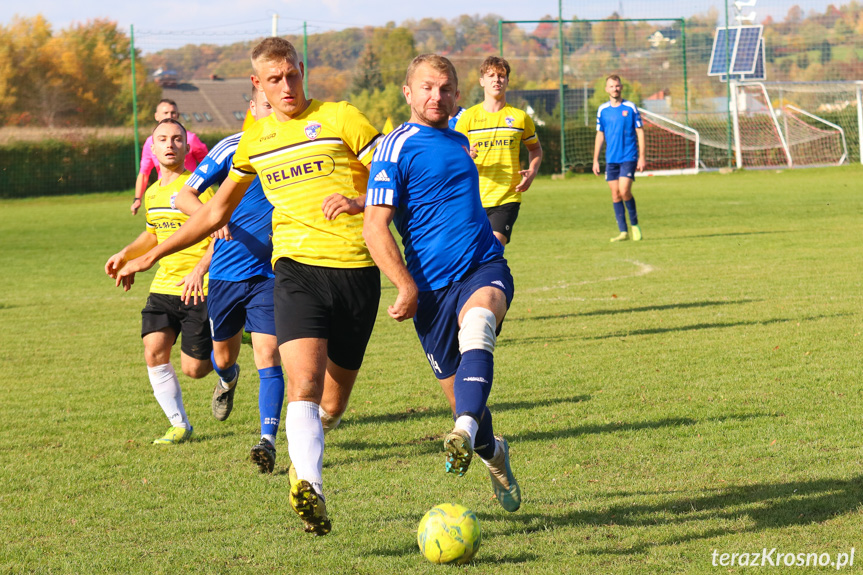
[250,437,276,473]
[483,436,521,512]
[630,225,643,241]
[610,231,629,242]
[289,464,331,536]
[152,425,193,445]
[211,364,240,421]
[443,428,473,476]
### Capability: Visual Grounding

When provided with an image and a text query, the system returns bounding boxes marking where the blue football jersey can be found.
[448,106,466,130]
[365,123,503,292]
[596,100,642,163]
[185,132,274,282]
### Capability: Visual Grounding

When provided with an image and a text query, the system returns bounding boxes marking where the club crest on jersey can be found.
[305,121,322,140]
[505,116,515,127]
[170,193,178,210]
[622,110,629,117]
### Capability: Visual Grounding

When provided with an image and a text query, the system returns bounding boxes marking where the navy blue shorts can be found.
[606,160,638,181]
[413,258,514,380]
[207,276,276,341]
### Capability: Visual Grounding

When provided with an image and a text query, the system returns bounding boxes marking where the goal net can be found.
[638,108,699,175]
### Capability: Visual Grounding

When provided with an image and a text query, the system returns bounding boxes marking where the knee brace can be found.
[458,307,497,354]
[319,406,342,434]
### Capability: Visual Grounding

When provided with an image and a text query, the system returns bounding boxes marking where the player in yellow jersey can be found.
[105,119,216,445]
[114,38,382,536]
[455,56,543,248]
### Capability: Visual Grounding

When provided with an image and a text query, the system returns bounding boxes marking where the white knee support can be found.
[458,307,497,354]
[319,406,342,434]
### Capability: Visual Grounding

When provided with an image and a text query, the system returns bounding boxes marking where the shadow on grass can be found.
[329,412,767,467]
[341,395,592,428]
[508,300,759,322]
[670,231,788,240]
[502,314,849,345]
[363,541,538,565]
[495,474,863,556]
[513,412,770,444]
[587,314,850,340]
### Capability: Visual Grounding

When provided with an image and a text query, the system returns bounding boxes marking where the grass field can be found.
[1,167,862,573]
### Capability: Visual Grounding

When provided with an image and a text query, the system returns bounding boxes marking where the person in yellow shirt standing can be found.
[105,119,216,445]
[113,38,382,537]
[455,56,543,248]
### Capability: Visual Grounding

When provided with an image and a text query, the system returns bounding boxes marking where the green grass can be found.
[2,167,863,573]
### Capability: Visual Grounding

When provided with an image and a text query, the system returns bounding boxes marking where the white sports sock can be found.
[147,363,190,429]
[262,434,276,446]
[454,415,479,448]
[286,401,324,494]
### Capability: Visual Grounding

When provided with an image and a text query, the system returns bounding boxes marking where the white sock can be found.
[286,401,324,495]
[147,363,190,429]
[454,415,479,448]
[262,434,276,446]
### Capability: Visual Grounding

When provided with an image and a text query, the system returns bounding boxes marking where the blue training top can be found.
[596,100,642,164]
[448,106,466,130]
[185,132,274,282]
[365,122,503,292]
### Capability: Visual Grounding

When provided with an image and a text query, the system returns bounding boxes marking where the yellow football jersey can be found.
[455,104,538,207]
[229,100,381,269]
[144,172,214,296]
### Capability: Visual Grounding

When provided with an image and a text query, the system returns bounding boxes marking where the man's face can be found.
[150,122,188,170]
[154,102,179,122]
[403,63,457,129]
[251,57,307,120]
[605,79,623,100]
[479,68,508,99]
[249,88,274,121]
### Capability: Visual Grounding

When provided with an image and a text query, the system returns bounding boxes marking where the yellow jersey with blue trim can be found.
[454,104,538,207]
[228,100,382,269]
[144,172,215,296]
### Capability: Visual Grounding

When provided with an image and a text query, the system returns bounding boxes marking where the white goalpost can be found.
[638,108,700,176]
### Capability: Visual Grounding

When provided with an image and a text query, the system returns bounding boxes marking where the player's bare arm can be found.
[515,140,543,192]
[116,178,249,285]
[636,127,646,172]
[105,231,158,291]
[175,184,233,240]
[321,192,367,221]
[177,241,213,306]
[363,204,418,321]
[592,131,605,176]
[131,173,148,215]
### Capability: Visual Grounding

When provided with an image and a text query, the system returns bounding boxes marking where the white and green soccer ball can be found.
[417,503,481,565]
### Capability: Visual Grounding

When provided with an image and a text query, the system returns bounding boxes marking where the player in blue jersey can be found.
[592,74,645,242]
[363,54,521,512]
[173,87,287,473]
[448,93,465,130]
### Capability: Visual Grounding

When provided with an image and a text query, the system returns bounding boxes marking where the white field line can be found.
[523,260,656,293]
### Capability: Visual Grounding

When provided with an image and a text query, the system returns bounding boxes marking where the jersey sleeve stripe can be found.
[356,133,383,161]
[388,126,420,162]
[374,124,409,161]
[185,173,205,191]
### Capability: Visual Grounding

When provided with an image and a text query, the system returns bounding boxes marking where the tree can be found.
[351,44,384,94]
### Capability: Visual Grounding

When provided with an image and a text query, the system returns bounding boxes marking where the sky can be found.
[1,0,840,39]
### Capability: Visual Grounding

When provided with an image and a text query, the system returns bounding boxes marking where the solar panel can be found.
[721,38,766,82]
[731,26,762,74]
[708,27,740,76]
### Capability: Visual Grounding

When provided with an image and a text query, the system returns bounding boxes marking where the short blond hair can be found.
[480,56,510,78]
[405,54,458,89]
[251,37,300,71]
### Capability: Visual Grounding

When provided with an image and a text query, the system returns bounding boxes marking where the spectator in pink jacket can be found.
[131,99,209,215]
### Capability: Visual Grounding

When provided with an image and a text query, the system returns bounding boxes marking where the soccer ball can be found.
[416,503,481,565]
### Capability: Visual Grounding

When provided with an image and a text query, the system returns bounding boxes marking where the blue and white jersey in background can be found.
[448,106,466,130]
[365,123,503,292]
[186,132,274,282]
[596,100,642,164]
